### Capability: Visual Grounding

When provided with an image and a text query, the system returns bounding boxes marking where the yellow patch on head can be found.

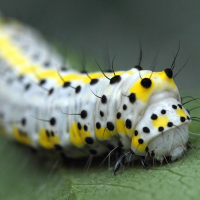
[152,115,169,128]
[38,128,60,149]
[176,108,187,118]
[13,126,32,146]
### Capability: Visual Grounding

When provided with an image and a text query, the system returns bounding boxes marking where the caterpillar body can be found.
[0,20,191,173]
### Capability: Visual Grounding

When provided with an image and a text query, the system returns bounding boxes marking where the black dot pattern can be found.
[123,104,127,110]
[164,68,173,78]
[81,110,87,119]
[75,86,81,93]
[141,78,152,88]
[48,88,54,95]
[125,119,132,129]
[101,95,107,104]
[21,118,26,126]
[96,122,101,129]
[110,75,121,84]
[77,122,82,130]
[158,127,164,132]
[138,138,144,144]
[84,125,88,131]
[46,130,50,137]
[90,79,99,85]
[161,109,166,114]
[116,112,121,119]
[135,130,138,136]
[172,105,177,109]
[129,93,136,103]
[107,122,114,131]
[167,122,173,127]
[39,79,46,86]
[63,81,70,88]
[100,111,104,117]
[143,127,150,133]
[180,117,185,122]
[51,131,55,137]
[85,137,94,145]
[50,117,56,126]
[151,114,158,120]
[24,83,31,91]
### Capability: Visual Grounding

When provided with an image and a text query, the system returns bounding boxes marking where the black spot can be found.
[51,131,55,137]
[187,116,190,120]
[172,105,177,109]
[123,104,127,110]
[167,122,173,127]
[24,83,31,91]
[84,125,88,131]
[48,88,54,95]
[100,111,104,117]
[138,138,144,144]
[54,144,63,151]
[80,110,87,119]
[145,147,149,152]
[134,65,143,70]
[151,151,155,157]
[161,109,166,114]
[116,112,121,119]
[143,127,150,133]
[21,118,26,126]
[75,85,81,93]
[129,93,136,103]
[110,75,121,84]
[118,140,123,147]
[50,117,56,126]
[151,114,158,120]
[180,117,185,122]
[96,122,101,129]
[63,81,70,88]
[107,144,115,150]
[90,79,99,85]
[46,130,50,137]
[135,130,138,136]
[101,95,107,104]
[158,127,164,132]
[77,122,82,130]
[43,61,50,67]
[39,79,46,86]
[107,122,114,131]
[60,67,68,71]
[90,149,97,155]
[164,68,173,78]
[85,137,94,145]
[178,104,182,109]
[125,119,132,129]
[141,78,152,88]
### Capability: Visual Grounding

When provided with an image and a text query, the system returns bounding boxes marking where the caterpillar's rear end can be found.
[0,19,192,174]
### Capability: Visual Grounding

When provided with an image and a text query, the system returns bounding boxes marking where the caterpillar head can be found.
[131,97,191,163]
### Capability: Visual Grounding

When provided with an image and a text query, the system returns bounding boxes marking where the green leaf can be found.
[0,94,200,200]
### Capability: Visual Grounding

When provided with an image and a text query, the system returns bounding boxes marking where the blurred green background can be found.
[0,0,199,91]
[0,1,200,200]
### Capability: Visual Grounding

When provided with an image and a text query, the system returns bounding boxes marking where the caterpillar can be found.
[0,19,194,175]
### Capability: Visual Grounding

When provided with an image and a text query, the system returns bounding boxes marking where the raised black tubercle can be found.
[141,78,152,88]
[164,68,173,78]
[110,75,121,84]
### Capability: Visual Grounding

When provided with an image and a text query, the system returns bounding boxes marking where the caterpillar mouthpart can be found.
[148,123,189,163]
